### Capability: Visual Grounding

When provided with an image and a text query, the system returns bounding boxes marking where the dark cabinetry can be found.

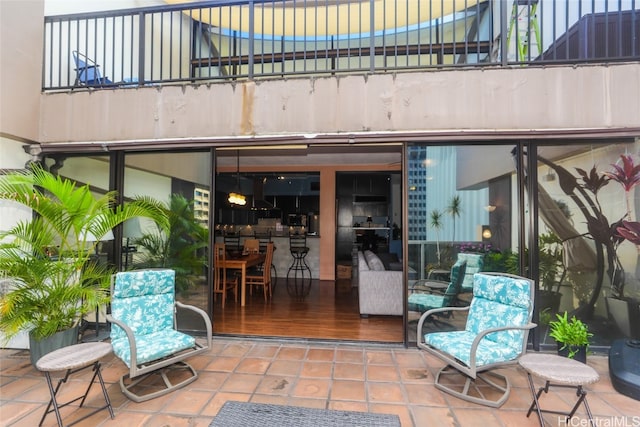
[275,195,319,217]
[219,208,256,225]
[336,173,391,261]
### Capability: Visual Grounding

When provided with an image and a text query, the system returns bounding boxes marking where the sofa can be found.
[356,250,405,317]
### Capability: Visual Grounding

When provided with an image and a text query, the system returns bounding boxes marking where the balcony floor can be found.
[1,338,638,426]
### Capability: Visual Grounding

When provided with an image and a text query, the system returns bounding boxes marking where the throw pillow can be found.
[364,250,386,271]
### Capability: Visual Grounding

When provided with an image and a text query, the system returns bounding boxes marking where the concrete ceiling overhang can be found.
[30,128,639,187]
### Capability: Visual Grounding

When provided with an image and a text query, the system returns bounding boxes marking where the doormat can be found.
[209,401,401,427]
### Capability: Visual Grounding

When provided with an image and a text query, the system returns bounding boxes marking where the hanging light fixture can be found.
[228,150,246,206]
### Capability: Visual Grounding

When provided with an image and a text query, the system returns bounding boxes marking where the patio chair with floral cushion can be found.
[408,259,467,318]
[107,269,212,402]
[417,272,535,407]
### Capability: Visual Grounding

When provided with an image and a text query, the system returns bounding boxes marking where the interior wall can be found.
[319,168,336,280]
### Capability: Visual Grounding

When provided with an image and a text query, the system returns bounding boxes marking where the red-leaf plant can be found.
[533,153,632,318]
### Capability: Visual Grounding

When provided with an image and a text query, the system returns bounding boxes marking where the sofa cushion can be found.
[377,252,400,270]
[364,250,386,271]
[388,262,403,271]
[358,251,369,271]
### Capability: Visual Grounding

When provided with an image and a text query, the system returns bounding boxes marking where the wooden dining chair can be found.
[243,238,260,254]
[255,232,278,290]
[246,242,274,301]
[223,233,241,255]
[214,243,238,306]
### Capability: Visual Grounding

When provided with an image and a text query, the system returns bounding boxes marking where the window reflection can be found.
[123,151,211,332]
[408,141,640,347]
[407,145,515,345]
[538,142,640,345]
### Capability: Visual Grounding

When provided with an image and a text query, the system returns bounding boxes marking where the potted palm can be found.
[537,232,566,314]
[0,166,167,364]
[549,311,593,363]
[133,193,208,295]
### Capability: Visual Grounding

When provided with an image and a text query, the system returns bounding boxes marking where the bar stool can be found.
[286,232,311,298]
[35,342,115,427]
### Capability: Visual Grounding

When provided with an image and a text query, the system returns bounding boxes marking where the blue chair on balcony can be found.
[73,51,113,86]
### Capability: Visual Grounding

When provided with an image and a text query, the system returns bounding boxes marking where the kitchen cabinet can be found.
[336,173,391,261]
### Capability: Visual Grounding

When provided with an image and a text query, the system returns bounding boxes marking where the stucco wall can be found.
[38,63,640,144]
[0,0,44,143]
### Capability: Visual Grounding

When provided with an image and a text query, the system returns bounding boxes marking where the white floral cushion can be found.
[458,253,485,293]
[423,273,532,367]
[408,260,466,313]
[110,269,197,367]
[408,293,447,312]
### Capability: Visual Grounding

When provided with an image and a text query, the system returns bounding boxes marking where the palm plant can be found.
[134,194,208,295]
[446,195,462,244]
[0,166,168,341]
[430,209,444,265]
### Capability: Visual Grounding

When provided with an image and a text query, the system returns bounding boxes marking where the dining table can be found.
[221,252,266,306]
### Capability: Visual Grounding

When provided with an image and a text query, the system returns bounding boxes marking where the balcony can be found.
[43,0,639,91]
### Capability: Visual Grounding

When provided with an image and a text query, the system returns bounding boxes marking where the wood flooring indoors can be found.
[182,278,404,343]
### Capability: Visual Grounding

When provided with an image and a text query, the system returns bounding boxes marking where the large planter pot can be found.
[28,325,79,366]
[557,342,587,364]
[539,290,562,314]
[606,297,640,339]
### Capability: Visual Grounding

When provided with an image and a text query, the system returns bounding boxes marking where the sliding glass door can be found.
[405,144,520,345]
[122,151,213,333]
[406,140,640,349]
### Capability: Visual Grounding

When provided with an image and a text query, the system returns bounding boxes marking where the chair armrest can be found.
[76,64,100,71]
[416,305,470,340]
[409,279,448,293]
[427,269,451,281]
[468,322,537,368]
[105,314,138,367]
[175,301,213,349]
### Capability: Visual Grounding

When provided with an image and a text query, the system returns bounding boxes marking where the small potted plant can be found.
[548,311,593,363]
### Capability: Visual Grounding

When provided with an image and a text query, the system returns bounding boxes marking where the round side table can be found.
[35,341,115,427]
[518,353,599,427]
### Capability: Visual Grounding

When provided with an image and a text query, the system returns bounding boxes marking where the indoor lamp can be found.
[228,192,246,206]
[228,150,246,206]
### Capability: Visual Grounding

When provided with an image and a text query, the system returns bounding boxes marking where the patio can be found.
[1,338,637,427]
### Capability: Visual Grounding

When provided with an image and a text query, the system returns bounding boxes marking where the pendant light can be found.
[228,150,246,206]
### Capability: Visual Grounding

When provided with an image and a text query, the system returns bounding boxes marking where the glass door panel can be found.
[406,144,521,345]
[123,151,212,333]
[537,141,640,347]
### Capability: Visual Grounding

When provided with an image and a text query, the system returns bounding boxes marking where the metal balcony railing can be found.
[43,0,639,91]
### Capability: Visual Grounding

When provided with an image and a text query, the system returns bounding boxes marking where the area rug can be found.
[209,401,401,427]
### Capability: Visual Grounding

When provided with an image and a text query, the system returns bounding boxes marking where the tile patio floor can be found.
[1,337,638,427]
